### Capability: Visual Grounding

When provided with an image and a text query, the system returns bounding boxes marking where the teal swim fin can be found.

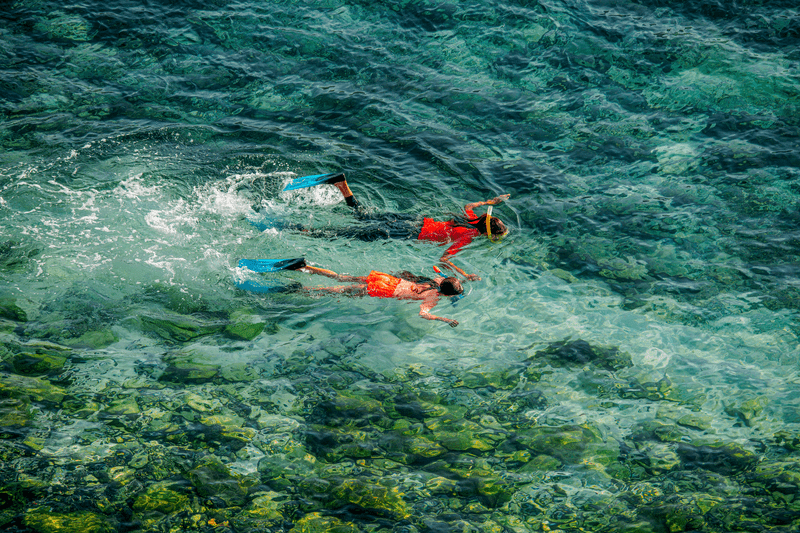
[283,172,345,192]
[238,258,306,273]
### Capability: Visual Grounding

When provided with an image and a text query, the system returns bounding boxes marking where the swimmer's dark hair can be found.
[438,277,463,296]
[452,213,507,236]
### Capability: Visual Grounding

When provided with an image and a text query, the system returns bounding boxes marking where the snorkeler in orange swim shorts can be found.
[239,257,465,327]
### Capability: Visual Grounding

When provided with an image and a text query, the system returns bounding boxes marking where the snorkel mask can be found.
[485,206,508,242]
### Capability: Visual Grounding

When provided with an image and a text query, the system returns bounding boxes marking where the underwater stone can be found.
[619,376,677,402]
[231,491,285,529]
[724,396,769,427]
[312,392,390,428]
[187,456,248,507]
[132,483,190,514]
[225,309,268,341]
[475,475,516,508]
[140,314,225,343]
[103,394,141,416]
[528,339,633,371]
[0,373,66,404]
[289,513,360,533]
[10,352,66,375]
[676,442,759,476]
[0,397,32,426]
[455,365,524,390]
[750,460,800,495]
[22,508,114,533]
[329,478,410,519]
[0,298,27,322]
[516,424,601,465]
[676,413,713,431]
[159,358,220,384]
[426,416,501,452]
[62,329,118,349]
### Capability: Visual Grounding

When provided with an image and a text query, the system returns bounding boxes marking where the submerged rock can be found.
[232,491,286,529]
[22,508,114,533]
[0,298,27,322]
[528,339,633,371]
[187,455,249,507]
[9,352,67,376]
[290,513,360,533]
[724,396,769,427]
[132,482,190,514]
[140,314,225,343]
[159,357,220,384]
[329,478,410,519]
[225,308,278,340]
[676,442,759,476]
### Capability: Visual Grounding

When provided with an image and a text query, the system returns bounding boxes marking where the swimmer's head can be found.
[476,212,508,241]
[438,277,463,296]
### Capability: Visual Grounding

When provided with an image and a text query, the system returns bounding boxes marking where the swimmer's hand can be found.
[449,319,459,328]
[464,273,481,281]
[487,194,510,205]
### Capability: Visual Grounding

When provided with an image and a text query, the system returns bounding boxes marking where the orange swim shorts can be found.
[365,271,401,298]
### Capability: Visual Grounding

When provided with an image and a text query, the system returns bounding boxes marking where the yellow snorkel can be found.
[485,206,507,242]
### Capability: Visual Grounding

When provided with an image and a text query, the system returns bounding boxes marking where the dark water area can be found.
[1,1,800,532]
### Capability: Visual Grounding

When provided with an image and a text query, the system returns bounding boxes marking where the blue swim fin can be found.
[283,172,345,192]
[238,258,306,273]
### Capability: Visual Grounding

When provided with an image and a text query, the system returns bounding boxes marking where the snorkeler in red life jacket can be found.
[265,173,510,281]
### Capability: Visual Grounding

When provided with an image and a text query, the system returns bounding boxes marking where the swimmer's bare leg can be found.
[330,174,360,209]
[305,285,368,297]
[301,265,365,283]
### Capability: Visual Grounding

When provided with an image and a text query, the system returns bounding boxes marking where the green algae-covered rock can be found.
[518,453,562,472]
[676,442,759,475]
[62,328,117,349]
[0,397,32,426]
[231,491,285,530]
[0,373,66,404]
[455,364,524,390]
[159,358,220,384]
[528,339,633,371]
[225,309,268,340]
[516,424,600,464]
[0,298,27,322]
[10,352,67,375]
[187,456,248,506]
[197,414,256,450]
[132,483,190,514]
[724,396,769,427]
[676,413,713,431]
[22,508,114,533]
[257,453,318,490]
[620,376,677,402]
[140,314,225,343]
[290,513,360,533]
[312,392,390,427]
[425,416,504,452]
[329,478,410,519]
[304,426,378,462]
[139,283,209,315]
[475,475,516,508]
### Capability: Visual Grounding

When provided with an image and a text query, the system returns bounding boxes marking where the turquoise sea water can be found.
[1,1,799,532]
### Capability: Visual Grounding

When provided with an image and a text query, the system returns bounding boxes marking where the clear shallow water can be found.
[1,1,799,532]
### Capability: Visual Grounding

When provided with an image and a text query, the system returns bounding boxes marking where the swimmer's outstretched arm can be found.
[419,297,458,327]
[438,254,479,281]
[464,193,510,213]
